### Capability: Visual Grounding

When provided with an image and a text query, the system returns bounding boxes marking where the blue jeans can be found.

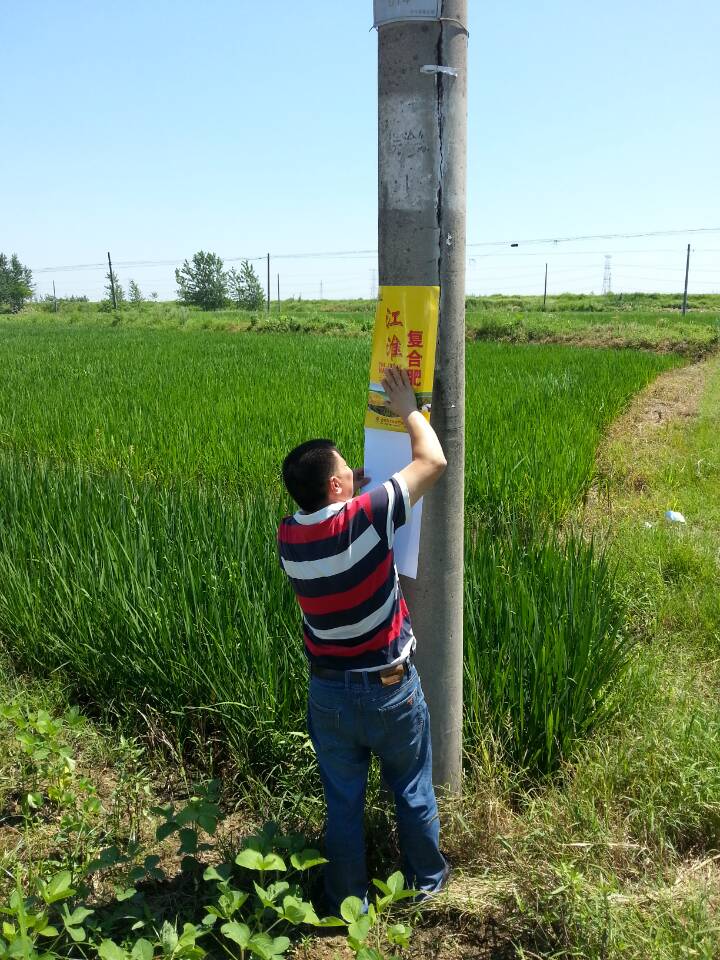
[307,664,446,914]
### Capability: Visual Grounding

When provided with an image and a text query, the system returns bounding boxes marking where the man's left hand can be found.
[353,468,371,493]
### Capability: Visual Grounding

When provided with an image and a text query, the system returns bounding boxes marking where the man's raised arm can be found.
[381,366,447,508]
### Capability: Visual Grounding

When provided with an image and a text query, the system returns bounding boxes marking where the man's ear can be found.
[328,473,342,497]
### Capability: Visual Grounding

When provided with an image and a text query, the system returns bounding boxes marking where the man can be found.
[278,366,450,913]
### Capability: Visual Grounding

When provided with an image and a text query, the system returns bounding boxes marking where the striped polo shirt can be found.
[278,474,415,671]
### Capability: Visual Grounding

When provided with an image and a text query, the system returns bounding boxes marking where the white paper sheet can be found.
[364,427,422,579]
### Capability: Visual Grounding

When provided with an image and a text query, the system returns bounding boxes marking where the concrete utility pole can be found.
[107,251,117,309]
[543,263,548,310]
[377,0,468,791]
[682,243,690,316]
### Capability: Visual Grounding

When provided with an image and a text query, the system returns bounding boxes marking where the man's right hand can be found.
[381,366,447,508]
[382,366,418,420]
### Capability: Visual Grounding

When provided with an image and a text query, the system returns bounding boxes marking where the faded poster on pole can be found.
[364,285,439,578]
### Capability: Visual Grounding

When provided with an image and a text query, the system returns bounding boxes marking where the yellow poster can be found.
[365,285,440,433]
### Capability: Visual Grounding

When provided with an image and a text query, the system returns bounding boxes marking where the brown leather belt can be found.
[311,658,412,686]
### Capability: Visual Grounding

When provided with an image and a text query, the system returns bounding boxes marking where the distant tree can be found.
[150,291,159,301]
[0,253,33,313]
[39,292,88,312]
[227,260,265,310]
[175,251,227,310]
[128,279,143,304]
[104,270,125,305]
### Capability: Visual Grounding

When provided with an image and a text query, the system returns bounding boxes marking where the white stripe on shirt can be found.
[280,523,381,580]
[383,480,396,547]
[358,634,416,672]
[305,576,399,640]
[393,472,412,521]
[293,501,346,525]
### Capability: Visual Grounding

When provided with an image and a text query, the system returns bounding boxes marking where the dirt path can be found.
[578,356,717,529]
[602,358,711,449]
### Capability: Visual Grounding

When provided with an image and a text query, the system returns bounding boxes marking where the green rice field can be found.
[0,318,679,773]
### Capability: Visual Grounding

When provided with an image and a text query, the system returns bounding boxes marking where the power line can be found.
[32,254,267,275]
[467,226,720,249]
[30,226,720,274]
[469,247,703,260]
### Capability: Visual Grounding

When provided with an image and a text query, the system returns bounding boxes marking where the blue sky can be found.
[2,0,719,299]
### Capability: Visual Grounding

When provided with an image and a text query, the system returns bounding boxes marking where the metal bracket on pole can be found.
[373,0,441,26]
[372,1,468,33]
[420,64,459,77]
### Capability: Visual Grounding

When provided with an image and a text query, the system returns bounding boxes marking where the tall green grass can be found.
[0,320,677,772]
[0,453,301,765]
[464,524,628,773]
[463,342,683,520]
[0,323,677,518]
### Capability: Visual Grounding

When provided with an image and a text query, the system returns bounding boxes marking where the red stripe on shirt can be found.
[297,553,394,616]
[303,599,409,658]
[278,494,371,544]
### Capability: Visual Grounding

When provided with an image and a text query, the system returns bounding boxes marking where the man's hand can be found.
[353,468,371,494]
[381,366,418,420]
[381,368,446,508]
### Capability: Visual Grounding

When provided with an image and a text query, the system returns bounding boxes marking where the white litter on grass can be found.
[665,510,686,524]
[644,521,654,529]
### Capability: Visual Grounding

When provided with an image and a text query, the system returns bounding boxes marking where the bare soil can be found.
[603,359,709,442]
[468,328,716,360]
[578,358,713,530]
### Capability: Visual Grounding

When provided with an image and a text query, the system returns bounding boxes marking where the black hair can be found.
[282,439,339,513]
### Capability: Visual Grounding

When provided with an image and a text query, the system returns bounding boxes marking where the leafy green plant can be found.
[0,696,412,959]
[341,872,416,959]
[0,805,351,960]
[0,702,104,871]
[202,823,343,959]
[0,704,82,810]
[98,921,206,960]
[151,780,223,873]
[107,735,155,846]
[0,695,361,960]
[0,870,93,959]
